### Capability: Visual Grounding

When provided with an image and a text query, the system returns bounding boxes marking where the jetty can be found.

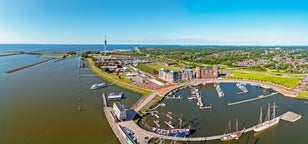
[5,58,53,73]
[102,93,108,107]
[149,103,166,111]
[228,92,278,106]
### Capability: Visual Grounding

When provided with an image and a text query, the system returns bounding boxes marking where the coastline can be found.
[83,57,152,97]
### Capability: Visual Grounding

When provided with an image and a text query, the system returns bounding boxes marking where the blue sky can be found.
[0,0,308,45]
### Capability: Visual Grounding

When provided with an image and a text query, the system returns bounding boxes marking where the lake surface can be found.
[141,84,308,144]
[0,52,140,144]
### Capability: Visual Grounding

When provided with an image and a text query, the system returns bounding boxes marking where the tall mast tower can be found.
[104,36,107,56]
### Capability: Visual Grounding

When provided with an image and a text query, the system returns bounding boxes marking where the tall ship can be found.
[220,119,243,141]
[90,82,107,90]
[253,102,280,132]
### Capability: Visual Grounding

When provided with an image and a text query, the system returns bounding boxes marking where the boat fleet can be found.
[236,82,248,94]
[150,111,191,137]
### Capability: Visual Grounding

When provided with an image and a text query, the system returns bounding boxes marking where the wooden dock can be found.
[280,111,302,122]
[228,92,278,106]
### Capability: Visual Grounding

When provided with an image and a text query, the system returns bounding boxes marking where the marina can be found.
[1,48,307,144]
[110,109,301,143]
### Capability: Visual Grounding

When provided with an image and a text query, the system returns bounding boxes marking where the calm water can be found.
[1,45,308,144]
[0,48,141,143]
[142,84,308,144]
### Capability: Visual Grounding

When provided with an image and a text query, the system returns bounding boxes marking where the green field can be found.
[148,64,180,72]
[297,91,308,99]
[224,70,302,88]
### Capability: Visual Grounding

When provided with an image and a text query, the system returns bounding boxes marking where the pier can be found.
[148,103,166,111]
[5,58,53,74]
[228,92,278,106]
[102,93,108,107]
[280,111,302,122]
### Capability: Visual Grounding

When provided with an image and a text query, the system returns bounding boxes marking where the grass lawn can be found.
[224,69,302,88]
[149,64,180,72]
[297,91,308,99]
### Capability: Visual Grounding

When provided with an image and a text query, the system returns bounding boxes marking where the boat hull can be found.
[150,127,190,137]
[253,117,280,132]
[220,132,242,141]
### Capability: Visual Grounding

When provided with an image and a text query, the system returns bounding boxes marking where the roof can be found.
[186,69,193,72]
[114,102,125,111]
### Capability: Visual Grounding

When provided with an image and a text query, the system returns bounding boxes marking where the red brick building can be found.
[194,66,218,79]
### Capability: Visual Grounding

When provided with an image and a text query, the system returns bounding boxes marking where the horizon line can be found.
[1,43,308,47]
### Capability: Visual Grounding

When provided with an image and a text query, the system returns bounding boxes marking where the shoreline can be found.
[83,57,152,96]
[85,56,301,112]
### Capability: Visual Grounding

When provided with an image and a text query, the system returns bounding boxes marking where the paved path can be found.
[116,111,290,143]
[154,78,298,98]
[103,107,127,144]
[134,92,158,112]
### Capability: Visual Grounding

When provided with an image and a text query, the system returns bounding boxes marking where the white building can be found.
[113,102,126,121]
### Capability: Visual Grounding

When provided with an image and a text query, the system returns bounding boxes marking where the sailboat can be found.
[253,102,280,132]
[221,119,243,141]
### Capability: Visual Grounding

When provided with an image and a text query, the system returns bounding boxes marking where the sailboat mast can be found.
[178,118,182,128]
[228,120,231,133]
[272,102,276,119]
[259,107,263,124]
[267,103,271,121]
[235,119,239,132]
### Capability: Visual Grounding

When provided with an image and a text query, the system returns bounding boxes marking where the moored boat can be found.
[253,102,280,132]
[108,92,123,100]
[220,119,243,141]
[149,127,190,137]
[90,82,107,90]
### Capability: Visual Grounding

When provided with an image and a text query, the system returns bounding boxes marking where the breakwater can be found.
[5,58,53,74]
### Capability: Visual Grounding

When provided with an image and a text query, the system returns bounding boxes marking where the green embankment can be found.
[225,70,301,88]
[297,91,308,99]
[84,58,152,96]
